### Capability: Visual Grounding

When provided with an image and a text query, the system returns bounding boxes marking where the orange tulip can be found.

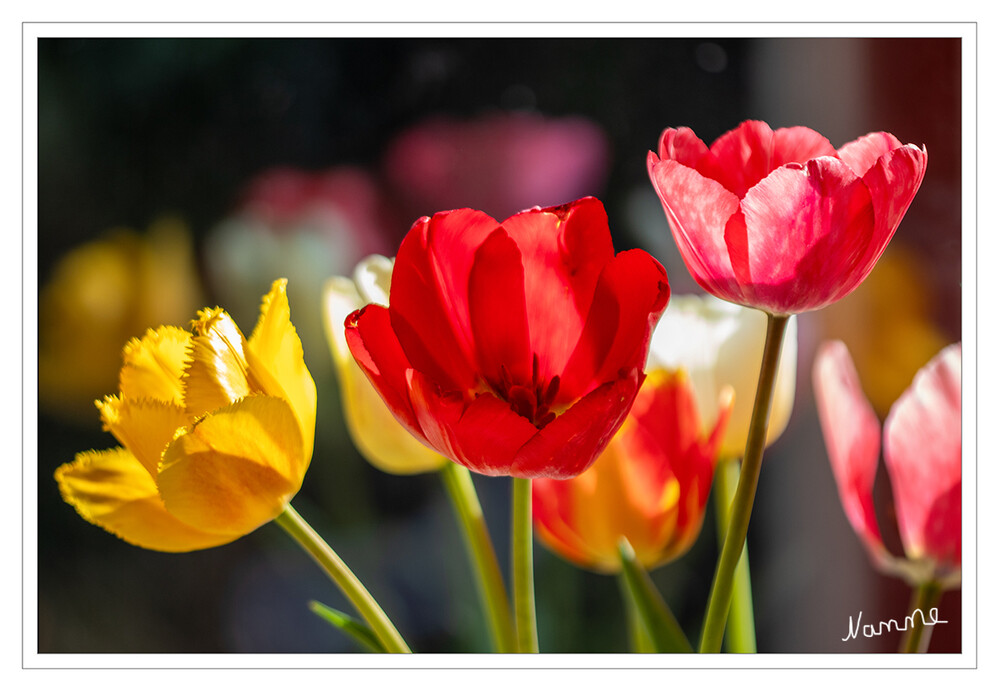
[532,370,732,572]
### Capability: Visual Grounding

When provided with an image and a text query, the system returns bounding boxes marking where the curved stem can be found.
[511,477,539,652]
[713,457,757,653]
[440,462,517,653]
[275,504,411,653]
[700,313,788,653]
[899,581,943,653]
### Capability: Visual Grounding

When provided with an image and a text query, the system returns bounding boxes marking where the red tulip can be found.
[532,370,732,573]
[647,120,927,315]
[813,340,960,586]
[345,197,670,479]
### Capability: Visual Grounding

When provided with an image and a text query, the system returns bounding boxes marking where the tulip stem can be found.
[699,313,788,653]
[713,457,757,653]
[511,477,539,653]
[440,462,518,653]
[275,504,411,653]
[899,580,943,653]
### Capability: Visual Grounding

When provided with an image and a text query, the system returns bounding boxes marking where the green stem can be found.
[899,581,943,653]
[275,504,411,653]
[699,313,789,653]
[511,477,539,653]
[440,462,517,653]
[713,457,757,653]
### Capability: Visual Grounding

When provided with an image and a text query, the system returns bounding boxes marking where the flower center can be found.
[495,353,560,429]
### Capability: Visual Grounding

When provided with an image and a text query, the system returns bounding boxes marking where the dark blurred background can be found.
[35,36,963,654]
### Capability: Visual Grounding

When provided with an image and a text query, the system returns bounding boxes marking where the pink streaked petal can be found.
[646,153,744,303]
[345,305,423,439]
[656,127,711,168]
[389,210,497,392]
[700,121,836,198]
[407,370,539,476]
[770,126,837,166]
[701,120,778,196]
[860,143,928,248]
[559,250,669,403]
[512,370,643,479]
[836,132,904,177]
[813,341,887,559]
[884,343,961,567]
[738,157,875,314]
[498,197,615,382]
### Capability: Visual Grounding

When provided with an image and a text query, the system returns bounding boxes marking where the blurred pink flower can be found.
[382,112,610,221]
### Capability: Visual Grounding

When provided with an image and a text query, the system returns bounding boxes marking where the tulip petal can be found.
[532,477,605,569]
[836,132,904,177]
[326,279,445,474]
[323,276,363,365]
[700,121,835,197]
[657,127,710,168]
[389,210,497,393]
[860,143,928,253]
[561,250,669,402]
[467,228,532,386]
[407,370,539,476]
[513,369,643,479]
[182,308,253,417]
[738,157,875,313]
[158,395,305,537]
[246,278,318,462]
[646,154,745,304]
[346,304,424,438]
[119,326,191,405]
[813,341,886,559]
[498,197,616,381]
[883,343,961,566]
[96,395,189,477]
[55,447,237,552]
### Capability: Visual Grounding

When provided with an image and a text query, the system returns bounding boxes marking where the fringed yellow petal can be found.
[158,395,305,537]
[54,447,238,552]
[119,326,191,404]
[246,279,317,462]
[96,395,189,477]
[182,308,253,417]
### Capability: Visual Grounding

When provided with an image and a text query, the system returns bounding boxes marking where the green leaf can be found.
[309,600,386,653]
[617,538,693,653]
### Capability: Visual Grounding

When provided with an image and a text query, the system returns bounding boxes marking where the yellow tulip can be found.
[322,255,446,475]
[55,279,317,551]
[648,294,798,460]
[39,219,205,421]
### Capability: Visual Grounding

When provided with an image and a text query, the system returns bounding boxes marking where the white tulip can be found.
[648,294,798,459]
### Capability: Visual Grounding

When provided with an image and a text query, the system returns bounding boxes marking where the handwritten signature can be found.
[842,608,948,642]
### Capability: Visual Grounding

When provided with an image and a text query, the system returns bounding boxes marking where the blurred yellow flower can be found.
[39,219,205,421]
[55,280,317,551]
[322,255,446,475]
[648,294,798,460]
[820,247,949,417]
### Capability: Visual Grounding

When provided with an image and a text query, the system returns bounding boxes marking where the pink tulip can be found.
[813,340,960,586]
[647,120,927,316]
